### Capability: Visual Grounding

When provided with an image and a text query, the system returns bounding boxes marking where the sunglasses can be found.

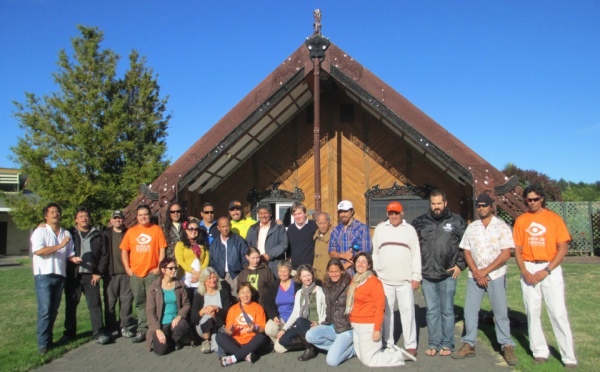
[203,210,214,214]
[187,227,200,232]
[388,211,401,215]
[476,203,490,208]
[165,266,177,271]
[526,197,541,203]
[170,210,181,214]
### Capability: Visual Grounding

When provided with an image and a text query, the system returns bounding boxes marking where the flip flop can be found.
[439,348,452,356]
[425,348,438,356]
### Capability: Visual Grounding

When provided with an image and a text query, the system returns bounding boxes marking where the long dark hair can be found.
[181,219,207,249]
[322,259,348,288]
[163,202,186,235]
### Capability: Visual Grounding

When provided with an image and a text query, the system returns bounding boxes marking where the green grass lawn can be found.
[454,261,598,371]
[0,259,93,372]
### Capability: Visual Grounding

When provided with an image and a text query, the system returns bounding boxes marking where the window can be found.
[367,197,429,228]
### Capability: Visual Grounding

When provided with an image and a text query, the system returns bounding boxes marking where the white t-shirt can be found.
[31,225,75,277]
[183,258,201,288]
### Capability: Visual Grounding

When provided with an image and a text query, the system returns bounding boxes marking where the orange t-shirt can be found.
[348,274,385,331]
[513,209,571,262]
[225,301,266,345]
[120,224,167,277]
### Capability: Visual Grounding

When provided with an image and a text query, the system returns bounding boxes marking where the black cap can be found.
[476,193,494,205]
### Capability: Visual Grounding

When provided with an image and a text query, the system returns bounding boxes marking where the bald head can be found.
[217,217,231,238]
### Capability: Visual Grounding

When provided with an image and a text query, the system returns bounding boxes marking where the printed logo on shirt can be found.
[247,273,259,290]
[443,223,453,232]
[235,312,254,326]
[135,233,153,252]
[525,222,546,246]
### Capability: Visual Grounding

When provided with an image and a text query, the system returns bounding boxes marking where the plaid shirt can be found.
[329,218,371,276]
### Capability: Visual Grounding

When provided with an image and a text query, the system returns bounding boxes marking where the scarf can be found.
[191,242,202,259]
[299,281,317,319]
[345,270,372,314]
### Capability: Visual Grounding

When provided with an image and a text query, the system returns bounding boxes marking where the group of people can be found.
[31,184,577,369]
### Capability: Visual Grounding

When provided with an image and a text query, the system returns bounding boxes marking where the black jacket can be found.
[67,227,108,278]
[322,274,352,333]
[190,287,232,328]
[412,210,466,281]
[102,226,128,275]
[263,279,301,320]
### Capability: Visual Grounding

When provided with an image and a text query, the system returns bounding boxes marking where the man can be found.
[312,212,332,279]
[286,202,317,271]
[412,189,466,356]
[31,203,80,354]
[453,194,517,366]
[328,200,371,275]
[513,184,577,368]
[209,216,248,296]
[246,204,288,278]
[63,207,110,345]
[199,202,219,245]
[103,210,134,338]
[120,204,167,343]
[228,200,256,239]
[372,201,421,357]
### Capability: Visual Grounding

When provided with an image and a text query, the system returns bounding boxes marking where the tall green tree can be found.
[6,26,170,229]
[502,163,562,201]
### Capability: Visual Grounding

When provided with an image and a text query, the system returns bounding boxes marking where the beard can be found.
[430,207,448,221]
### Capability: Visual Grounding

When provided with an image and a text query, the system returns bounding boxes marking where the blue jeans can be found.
[306,325,355,366]
[422,276,457,350]
[463,275,514,348]
[35,274,65,350]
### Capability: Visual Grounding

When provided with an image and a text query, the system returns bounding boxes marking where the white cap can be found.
[337,200,353,211]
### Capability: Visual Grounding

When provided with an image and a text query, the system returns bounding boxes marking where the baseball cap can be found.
[387,201,403,213]
[337,200,353,211]
[228,200,242,210]
[476,193,494,205]
[111,210,124,218]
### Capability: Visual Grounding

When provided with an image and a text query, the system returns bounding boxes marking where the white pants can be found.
[351,322,405,367]
[383,282,417,349]
[521,262,577,365]
[265,319,287,353]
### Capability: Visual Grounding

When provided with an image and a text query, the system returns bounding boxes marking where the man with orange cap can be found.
[372,201,421,357]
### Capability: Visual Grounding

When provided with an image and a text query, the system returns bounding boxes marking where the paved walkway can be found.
[35,292,510,371]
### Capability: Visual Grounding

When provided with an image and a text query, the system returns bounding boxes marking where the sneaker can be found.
[121,327,135,338]
[132,331,146,343]
[502,345,518,366]
[220,356,235,367]
[96,334,110,345]
[452,343,475,359]
[201,340,212,354]
[245,352,256,363]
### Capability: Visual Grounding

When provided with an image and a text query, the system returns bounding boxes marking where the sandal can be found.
[425,348,438,356]
[439,348,452,357]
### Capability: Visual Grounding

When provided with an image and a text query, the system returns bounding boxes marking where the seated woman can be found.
[277,264,326,361]
[191,267,231,354]
[305,259,355,366]
[175,219,209,301]
[263,260,300,346]
[146,257,190,355]
[216,282,267,367]
[236,246,274,307]
[348,252,416,367]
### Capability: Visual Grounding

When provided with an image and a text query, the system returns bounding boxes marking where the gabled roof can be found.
[125,41,526,223]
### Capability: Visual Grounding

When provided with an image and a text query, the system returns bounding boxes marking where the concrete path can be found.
[35,292,510,372]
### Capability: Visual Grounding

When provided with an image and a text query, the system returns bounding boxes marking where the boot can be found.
[297,334,318,362]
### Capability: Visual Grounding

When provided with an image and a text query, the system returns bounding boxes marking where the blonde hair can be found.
[197,267,222,296]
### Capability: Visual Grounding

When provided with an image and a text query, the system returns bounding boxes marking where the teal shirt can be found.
[162,288,178,325]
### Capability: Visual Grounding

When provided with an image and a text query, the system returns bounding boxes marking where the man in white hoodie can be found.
[372,201,421,357]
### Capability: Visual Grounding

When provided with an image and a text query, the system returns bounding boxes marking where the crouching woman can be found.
[146,257,190,355]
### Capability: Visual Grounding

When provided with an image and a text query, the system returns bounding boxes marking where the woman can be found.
[191,267,232,354]
[236,246,274,307]
[348,252,416,367]
[277,264,326,361]
[305,259,355,365]
[263,260,300,346]
[146,257,190,355]
[164,202,185,258]
[175,219,209,300]
[216,282,267,366]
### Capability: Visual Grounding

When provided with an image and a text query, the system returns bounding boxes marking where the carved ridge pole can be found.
[306,9,330,213]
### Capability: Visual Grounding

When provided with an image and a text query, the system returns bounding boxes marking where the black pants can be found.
[216,332,266,360]
[64,273,105,339]
[279,317,311,347]
[152,319,189,356]
[103,273,133,333]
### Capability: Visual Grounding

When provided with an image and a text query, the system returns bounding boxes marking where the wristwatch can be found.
[544,267,551,275]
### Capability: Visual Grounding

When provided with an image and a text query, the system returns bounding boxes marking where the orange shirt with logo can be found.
[513,209,571,262]
[225,301,266,345]
[120,224,167,277]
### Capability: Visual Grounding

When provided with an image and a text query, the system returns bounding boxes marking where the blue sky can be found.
[1,0,598,183]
